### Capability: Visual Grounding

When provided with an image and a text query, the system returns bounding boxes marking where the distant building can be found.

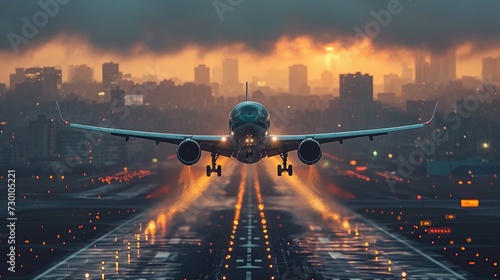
[194,64,210,86]
[289,64,309,94]
[383,73,402,95]
[339,72,373,128]
[321,70,333,91]
[482,56,500,83]
[41,67,62,98]
[401,62,413,84]
[111,86,125,105]
[406,100,437,120]
[69,64,93,84]
[25,115,56,160]
[0,83,6,98]
[222,59,239,95]
[102,62,120,96]
[430,49,456,84]
[414,51,431,84]
[9,68,25,90]
[21,67,62,98]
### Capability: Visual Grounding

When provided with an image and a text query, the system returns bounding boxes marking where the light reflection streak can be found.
[266,157,350,230]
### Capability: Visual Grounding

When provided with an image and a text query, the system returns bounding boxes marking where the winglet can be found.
[425,101,438,125]
[55,101,70,125]
[245,81,249,101]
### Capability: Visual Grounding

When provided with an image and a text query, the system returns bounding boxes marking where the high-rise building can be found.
[69,64,94,84]
[321,70,333,90]
[21,67,62,98]
[415,51,430,84]
[339,72,373,128]
[9,68,25,89]
[383,73,402,95]
[41,67,62,98]
[482,56,500,83]
[401,62,413,84]
[289,64,309,94]
[430,49,456,84]
[26,115,56,160]
[0,83,6,98]
[102,62,120,94]
[194,64,210,86]
[24,67,43,83]
[222,59,239,95]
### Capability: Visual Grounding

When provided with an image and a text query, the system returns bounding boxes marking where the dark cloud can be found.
[1,0,499,54]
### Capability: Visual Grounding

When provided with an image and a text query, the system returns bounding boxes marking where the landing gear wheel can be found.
[206,152,221,177]
[278,152,292,176]
[217,165,222,177]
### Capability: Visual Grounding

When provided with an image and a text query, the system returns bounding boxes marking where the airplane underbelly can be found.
[235,146,262,164]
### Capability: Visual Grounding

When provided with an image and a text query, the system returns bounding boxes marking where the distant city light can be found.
[482,142,489,149]
[325,46,334,52]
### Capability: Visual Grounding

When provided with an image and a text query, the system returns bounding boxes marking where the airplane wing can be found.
[266,102,437,157]
[55,102,232,157]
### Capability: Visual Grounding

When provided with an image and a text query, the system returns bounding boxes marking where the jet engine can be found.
[177,139,201,165]
[297,139,322,165]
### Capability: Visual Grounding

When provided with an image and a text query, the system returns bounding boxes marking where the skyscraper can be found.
[102,62,120,94]
[289,64,309,94]
[41,67,62,98]
[222,59,239,95]
[415,51,430,84]
[482,56,500,83]
[321,70,333,90]
[9,68,25,89]
[339,72,373,128]
[194,64,210,86]
[69,64,94,84]
[430,49,456,84]
[22,67,61,98]
[401,62,413,84]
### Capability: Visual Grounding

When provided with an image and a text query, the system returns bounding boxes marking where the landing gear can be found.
[277,152,293,176]
[206,153,222,177]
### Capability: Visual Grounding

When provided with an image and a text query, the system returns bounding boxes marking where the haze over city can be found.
[1,0,500,87]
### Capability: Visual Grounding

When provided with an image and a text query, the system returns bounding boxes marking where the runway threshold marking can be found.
[351,212,467,280]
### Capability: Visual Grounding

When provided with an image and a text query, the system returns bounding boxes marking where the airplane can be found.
[56,83,437,177]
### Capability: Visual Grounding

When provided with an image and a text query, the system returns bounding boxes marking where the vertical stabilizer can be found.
[245,81,249,101]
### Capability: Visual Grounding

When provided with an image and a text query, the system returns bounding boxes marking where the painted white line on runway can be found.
[34,209,149,280]
[352,212,467,280]
[246,271,252,280]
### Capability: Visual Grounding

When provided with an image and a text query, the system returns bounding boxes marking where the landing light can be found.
[221,137,227,142]
[272,136,278,141]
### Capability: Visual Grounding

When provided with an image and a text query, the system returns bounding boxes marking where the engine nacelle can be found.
[177,139,201,165]
[297,139,322,165]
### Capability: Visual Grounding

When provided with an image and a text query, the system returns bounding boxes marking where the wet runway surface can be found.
[31,159,473,280]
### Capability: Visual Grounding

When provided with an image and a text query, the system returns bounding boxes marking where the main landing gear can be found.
[277,152,293,176]
[206,152,222,177]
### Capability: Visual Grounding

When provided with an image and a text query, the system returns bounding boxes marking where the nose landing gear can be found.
[277,152,293,176]
[206,152,222,177]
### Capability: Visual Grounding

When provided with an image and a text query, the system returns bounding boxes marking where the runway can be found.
[31,159,471,279]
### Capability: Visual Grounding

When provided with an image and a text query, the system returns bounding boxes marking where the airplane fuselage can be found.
[228,101,270,164]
